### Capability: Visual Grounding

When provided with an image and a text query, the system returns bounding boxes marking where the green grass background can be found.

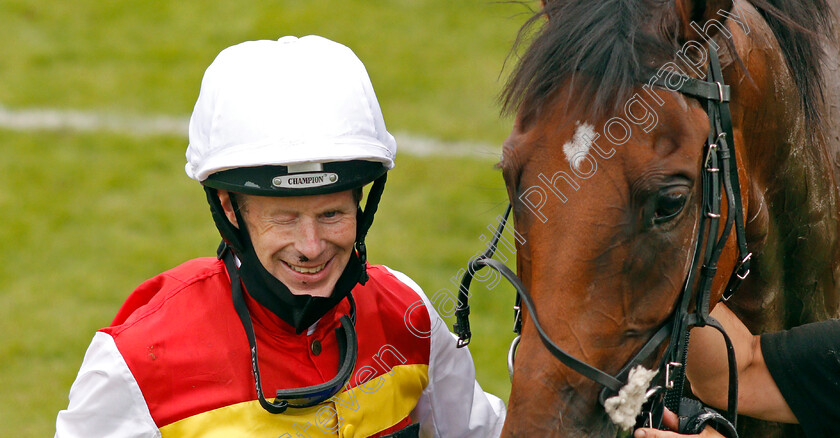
[1,1,537,436]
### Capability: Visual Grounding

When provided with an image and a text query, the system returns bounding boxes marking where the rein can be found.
[454,46,751,435]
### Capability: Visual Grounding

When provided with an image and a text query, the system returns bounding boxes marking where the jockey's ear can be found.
[216,190,240,229]
[674,0,735,44]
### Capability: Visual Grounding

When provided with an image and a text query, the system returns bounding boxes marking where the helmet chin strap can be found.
[355,174,387,284]
[218,243,358,414]
[205,187,355,333]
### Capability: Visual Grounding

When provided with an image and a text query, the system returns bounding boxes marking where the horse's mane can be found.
[501,0,835,130]
[751,0,835,128]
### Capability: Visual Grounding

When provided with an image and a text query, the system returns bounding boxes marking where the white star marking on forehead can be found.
[563,122,596,170]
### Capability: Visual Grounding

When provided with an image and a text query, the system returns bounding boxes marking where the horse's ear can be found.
[674,0,734,42]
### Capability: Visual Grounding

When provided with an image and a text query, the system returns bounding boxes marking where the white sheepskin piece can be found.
[604,365,659,431]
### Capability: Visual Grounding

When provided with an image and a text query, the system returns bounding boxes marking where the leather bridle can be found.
[454,45,751,435]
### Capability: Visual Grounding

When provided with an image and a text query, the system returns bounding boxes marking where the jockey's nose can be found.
[293,217,327,261]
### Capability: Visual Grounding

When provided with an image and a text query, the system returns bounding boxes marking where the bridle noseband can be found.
[454,46,751,434]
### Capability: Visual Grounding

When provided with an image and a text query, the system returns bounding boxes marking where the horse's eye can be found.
[652,186,689,225]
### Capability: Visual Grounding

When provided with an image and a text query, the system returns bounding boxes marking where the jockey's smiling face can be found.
[218,190,358,298]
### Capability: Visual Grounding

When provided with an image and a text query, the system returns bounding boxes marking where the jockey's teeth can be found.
[289,263,325,274]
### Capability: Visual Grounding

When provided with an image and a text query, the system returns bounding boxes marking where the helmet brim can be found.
[202,160,387,196]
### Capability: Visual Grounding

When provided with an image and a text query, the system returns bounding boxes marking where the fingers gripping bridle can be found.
[454,46,751,435]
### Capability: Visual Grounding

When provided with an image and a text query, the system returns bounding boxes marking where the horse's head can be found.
[499,0,758,435]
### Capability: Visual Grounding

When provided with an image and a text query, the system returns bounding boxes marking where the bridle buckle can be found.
[641,386,665,428]
[735,253,752,280]
[665,362,683,389]
[512,304,521,333]
[715,81,725,102]
[704,143,718,170]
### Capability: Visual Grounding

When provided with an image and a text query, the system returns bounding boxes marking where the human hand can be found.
[633,409,725,438]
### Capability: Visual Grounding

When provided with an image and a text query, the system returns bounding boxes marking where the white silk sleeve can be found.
[387,268,506,438]
[55,331,160,438]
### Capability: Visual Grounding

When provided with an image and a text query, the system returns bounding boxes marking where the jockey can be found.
[56,35,505,437]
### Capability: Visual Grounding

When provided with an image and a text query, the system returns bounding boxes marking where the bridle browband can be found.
[454,45,751,434]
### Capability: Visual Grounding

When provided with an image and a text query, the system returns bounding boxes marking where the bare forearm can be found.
[685,304,754,408]
[685,304,796,423]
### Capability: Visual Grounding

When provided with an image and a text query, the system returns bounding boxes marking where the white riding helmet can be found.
[184,36,395,336]
[185,35,396,195]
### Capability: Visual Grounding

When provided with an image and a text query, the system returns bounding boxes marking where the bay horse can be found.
[490,0,840,436]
